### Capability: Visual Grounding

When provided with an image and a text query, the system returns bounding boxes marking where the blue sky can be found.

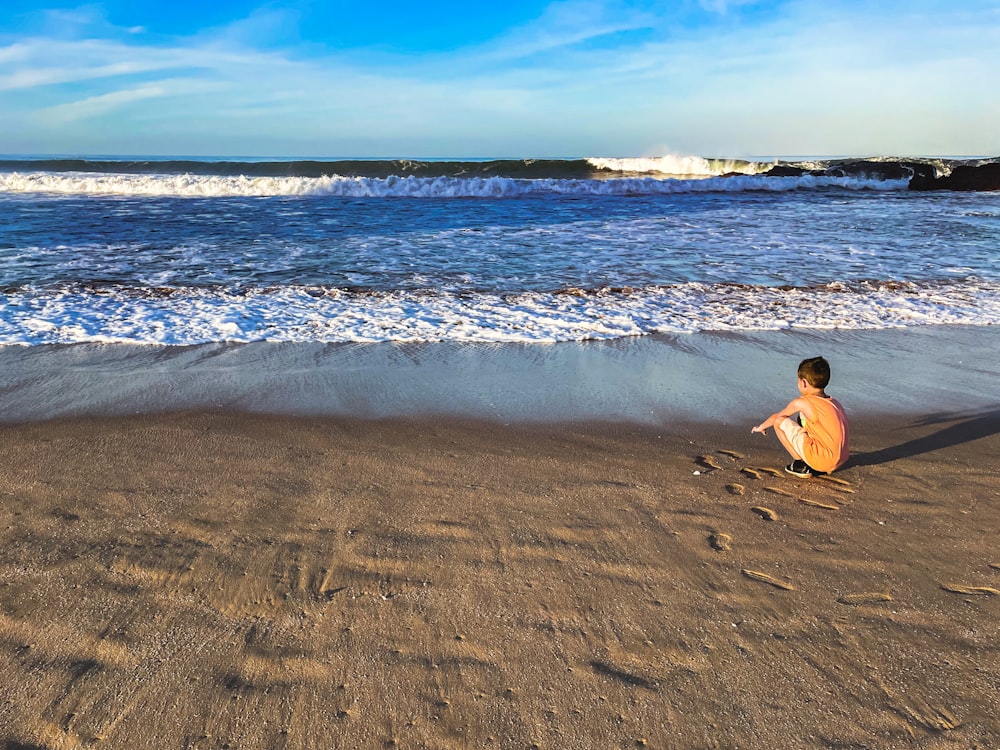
[1,1,998,158]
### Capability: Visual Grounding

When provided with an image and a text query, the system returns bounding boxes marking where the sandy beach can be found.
[1,329,999,749]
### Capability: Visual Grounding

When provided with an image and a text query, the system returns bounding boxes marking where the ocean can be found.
[1,155,999,346]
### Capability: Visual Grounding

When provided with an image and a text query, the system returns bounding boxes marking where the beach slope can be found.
[1,409,997,748]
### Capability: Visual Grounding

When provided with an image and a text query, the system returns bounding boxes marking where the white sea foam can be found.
[0,171,908,198]
[586,155,767,176]
[1,281,996,346]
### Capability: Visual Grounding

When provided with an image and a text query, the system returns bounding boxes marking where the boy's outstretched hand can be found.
[753,405,798,435]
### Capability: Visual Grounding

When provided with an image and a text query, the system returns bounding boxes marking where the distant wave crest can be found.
[0,171,910,198]
[586,155,767,176]
[1,153,988,197]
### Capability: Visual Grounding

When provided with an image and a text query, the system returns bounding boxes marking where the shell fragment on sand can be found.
[818,475,853,488]
[940,584,999,596]
[741,569,795,590]
[764,486,796,497]
[798,498,839,510]
[837,592,893,605]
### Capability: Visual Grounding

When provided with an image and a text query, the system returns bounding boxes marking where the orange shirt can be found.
[801,394,850,473]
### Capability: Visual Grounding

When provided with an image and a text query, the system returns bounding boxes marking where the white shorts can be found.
[777,416,807,459]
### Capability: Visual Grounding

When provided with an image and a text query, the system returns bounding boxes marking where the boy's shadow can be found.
[847,406,1000,468]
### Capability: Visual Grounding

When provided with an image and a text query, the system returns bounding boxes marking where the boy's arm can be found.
[752,398,804,434]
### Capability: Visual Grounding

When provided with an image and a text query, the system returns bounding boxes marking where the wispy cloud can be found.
[471,0,655,61]
[0,32,298,94]
[0,52,161,91]
[0,42,32,63]
[697,0,763,15]
[42,84,168,122]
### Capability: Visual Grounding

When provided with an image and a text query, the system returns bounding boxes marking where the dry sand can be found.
[1,409,998,749]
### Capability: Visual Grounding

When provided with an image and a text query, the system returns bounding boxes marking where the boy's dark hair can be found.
[798,356,831,389]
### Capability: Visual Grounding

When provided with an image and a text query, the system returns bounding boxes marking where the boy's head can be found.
[798,356,831,389]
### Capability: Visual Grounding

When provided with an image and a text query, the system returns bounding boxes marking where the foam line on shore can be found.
[3,280,998,345]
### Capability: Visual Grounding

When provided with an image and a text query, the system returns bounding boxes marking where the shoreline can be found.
[1,325,997,424]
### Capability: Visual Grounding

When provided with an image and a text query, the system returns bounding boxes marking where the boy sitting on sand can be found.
[752,356,850,477]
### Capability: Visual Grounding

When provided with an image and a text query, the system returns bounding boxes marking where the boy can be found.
[752,356,849,477]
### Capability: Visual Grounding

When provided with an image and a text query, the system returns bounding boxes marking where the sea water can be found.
[1,155,999,345]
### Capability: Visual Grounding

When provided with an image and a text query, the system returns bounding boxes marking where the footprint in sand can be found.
[988,563,1000,571]
[718,449,745,460]
[758,467,784,477]
[708,533,732,552]
[750,506,779,521]
[882,691,964,733]
[740,467,762,480]
[940,584,999,596]
[837,592,893,605]
[696,454,723,471]
[725,483,745,496]
[741,569,794,590]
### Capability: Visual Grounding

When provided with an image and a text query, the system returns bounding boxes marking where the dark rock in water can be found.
[763,165,807,177]
[907,162,940,181]
[909,163,1000,191]
[761,160,940,181]
[823,160,937,181]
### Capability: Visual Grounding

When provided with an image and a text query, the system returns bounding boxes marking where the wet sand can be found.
[2,326,997,424]
[1,405,998,748]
